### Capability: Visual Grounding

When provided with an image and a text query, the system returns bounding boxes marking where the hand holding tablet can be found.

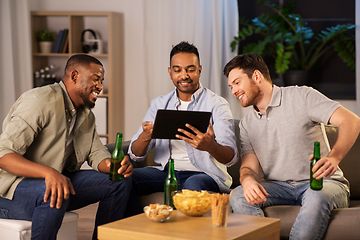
[151,110,212,139]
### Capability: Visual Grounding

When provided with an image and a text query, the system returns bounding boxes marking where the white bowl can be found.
[143,204,173,222]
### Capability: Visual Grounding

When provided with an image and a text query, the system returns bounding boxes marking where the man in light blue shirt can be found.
[126,41,238,216]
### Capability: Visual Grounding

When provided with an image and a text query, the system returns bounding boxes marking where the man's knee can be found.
[303,182,348,208]
[230,185,245,207]
[119,177,132,193]
[16,178,48,205]
[182,174,218,191]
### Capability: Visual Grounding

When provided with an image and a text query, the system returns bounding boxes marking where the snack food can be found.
[144,203,173,222]
[172,190,211,216]
[210,192,231,227]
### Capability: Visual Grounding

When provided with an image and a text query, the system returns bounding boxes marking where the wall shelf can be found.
[31,11,124,144]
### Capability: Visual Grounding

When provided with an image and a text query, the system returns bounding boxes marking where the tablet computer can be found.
[151,109,212,139]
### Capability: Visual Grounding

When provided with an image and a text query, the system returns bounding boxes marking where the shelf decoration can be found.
[34,64,57,87]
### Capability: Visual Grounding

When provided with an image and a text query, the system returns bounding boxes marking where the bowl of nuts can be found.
[172,190,212,217]
[143,203,173,222]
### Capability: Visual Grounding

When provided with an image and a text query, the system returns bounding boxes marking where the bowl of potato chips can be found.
[144,204,173,222]
[172,190,212,217]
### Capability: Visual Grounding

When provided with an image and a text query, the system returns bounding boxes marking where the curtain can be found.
[0,0,32,133]
[143,0,241,112]
[357,0,360,114]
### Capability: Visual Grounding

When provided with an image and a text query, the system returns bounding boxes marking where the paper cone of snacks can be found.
[210,192,231,227]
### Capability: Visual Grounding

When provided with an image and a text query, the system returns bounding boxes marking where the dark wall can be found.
[237,0,355,99]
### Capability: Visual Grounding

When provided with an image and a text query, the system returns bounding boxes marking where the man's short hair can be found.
[170,41,200,65]
[65,54,103,74]
[223,53,271,82]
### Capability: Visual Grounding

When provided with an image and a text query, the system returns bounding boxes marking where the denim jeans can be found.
[230,180,349,240]
[124,166,220,217]
[0,169,132,240]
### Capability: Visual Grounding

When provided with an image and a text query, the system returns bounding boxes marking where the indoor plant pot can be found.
[283,70,308,86]
[39,41,53,54]
[36,29,55,53]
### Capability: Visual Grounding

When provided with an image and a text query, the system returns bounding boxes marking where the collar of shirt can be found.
[59,81,77,118]
[269,85,282,108]
[171,83,205,108]
[253,84,282,119]
[59,81,91,128]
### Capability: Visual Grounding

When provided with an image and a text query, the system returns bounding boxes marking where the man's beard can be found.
[176,79,198,94]
[83,98,95,109]
[242,83,263,108]
[79,89,95,109]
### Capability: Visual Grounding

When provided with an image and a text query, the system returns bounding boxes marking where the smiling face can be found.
[74,62,104,109]
[168,52,202,101]
[228,68,263,108]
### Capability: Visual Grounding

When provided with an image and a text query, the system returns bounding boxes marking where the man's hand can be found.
[175,122,215,152]
[43,169,75,209]
[241,177,268,205]
[103,155,133,178]
[309,154,338,179]
[130,121,154,157]
[0,153,76,209]
[239,156,268,205]
[119,155,133,177]
[141,121,154,142]
[175,121,234,164]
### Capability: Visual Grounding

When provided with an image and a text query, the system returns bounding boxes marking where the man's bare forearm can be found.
[240,166,260,183]
[131,133,151,157]
[207,143,234,164]
[0,152,56,178]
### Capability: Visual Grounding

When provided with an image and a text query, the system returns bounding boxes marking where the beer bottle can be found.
[109,133,124,182]
[310,141,323,190]
[164,158,178,208]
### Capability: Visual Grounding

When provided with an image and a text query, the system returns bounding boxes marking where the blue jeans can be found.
[124,166,220,217]
[230,180,349,240]
[0,169,132,240]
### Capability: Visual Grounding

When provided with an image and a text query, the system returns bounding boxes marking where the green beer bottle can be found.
[109,133,124,182]
[164,158,178,208]
[310,141,323,190]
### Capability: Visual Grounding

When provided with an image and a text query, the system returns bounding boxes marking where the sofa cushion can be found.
[227,119,241,188]
[264,206,360,240]
[139,192,163,207]
[325,125,360,200]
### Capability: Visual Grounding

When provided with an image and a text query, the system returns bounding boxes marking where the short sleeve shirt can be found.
[239,85,349,190]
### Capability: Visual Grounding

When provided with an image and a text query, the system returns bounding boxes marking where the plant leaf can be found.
[275,43,293,73]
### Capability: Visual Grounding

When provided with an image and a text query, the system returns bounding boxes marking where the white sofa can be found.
[0,211,78,240]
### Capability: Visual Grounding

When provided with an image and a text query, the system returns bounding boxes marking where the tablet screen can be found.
[151,110,212,139]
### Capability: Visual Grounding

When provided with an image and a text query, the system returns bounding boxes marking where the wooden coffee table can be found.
[98,210,280,240]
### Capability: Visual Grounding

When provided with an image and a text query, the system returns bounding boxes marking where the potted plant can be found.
[231,0,355,85]
[36,28,55,53]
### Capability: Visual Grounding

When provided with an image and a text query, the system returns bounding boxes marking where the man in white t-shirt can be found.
[125,41,238,216]
[224,53,360,240]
